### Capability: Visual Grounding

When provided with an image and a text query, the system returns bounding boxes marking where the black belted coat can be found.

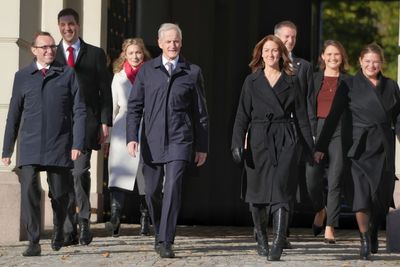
[232,69,313,204]
[316,71,400,212]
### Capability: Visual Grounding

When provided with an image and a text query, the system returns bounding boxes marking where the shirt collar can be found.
[63,38,81,52]
[36,61,50,70]
[162,55,179,70]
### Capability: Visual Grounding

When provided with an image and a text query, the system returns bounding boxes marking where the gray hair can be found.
[158,23,182,40]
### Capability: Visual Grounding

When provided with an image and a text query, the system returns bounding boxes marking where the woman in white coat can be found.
[104,38,151,237]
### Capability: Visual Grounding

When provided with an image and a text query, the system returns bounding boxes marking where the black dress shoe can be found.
[283,239,293,249]
[22,243,41,257]
[324,238,336,244]
[312,224,324,237]
[159,243,175,258]
[79,219,93,245]
[63,234,79,246]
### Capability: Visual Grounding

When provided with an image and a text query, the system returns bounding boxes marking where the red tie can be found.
[67,46,75,67]
[41,68,48,76]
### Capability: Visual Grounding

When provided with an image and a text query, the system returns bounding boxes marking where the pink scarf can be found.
[124,60,143,84]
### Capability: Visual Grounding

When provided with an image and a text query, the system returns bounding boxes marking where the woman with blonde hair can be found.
[104,38,151,237]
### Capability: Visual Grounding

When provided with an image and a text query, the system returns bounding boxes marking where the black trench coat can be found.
[232,69,313,204]
[316,71,400,212]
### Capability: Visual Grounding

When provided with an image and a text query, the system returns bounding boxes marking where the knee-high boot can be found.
[268,208,288,261]
[105,191,124,237]
[139,195,150,236]
[360,231,371,260]
[251,207,269,256]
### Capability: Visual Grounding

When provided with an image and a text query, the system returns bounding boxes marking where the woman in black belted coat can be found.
[231,35,313,261]
[315,43,400,260]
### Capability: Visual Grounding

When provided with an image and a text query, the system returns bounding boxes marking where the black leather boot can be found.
[251,207,269,257]
[359,231,371,260]
[105,193,122,237]
[79,218,93,245]
[268,208,288,261]
[370,224,378,254]
[139,196,150,236]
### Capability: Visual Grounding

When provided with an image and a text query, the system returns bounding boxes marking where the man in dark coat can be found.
[55,8,112,246]
[126,23,209,258]
[1,31,86,256]
[274,20,314,248]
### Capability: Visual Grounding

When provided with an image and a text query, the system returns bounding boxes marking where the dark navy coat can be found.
[2,60,86,168]
[126,55,209,163]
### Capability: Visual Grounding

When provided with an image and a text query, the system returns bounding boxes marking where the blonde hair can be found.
[112,38,151,74]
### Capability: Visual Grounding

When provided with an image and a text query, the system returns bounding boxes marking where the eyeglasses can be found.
[34,45,58,51]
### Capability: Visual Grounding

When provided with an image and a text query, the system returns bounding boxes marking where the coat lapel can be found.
[252,70,286,117]
[354,71,387,122]
[75,38,86,66]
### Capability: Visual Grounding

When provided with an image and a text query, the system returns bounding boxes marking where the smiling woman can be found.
[232,34,313,261]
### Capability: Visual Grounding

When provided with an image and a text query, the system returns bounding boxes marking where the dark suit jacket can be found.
[292,55,314,125]
[2,60,86,168]
[56,38,112,150]
[126,55,209,163]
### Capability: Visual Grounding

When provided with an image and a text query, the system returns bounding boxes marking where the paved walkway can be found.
[1,224,400,266]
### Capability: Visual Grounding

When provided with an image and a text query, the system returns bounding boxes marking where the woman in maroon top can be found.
[306,40,351,243]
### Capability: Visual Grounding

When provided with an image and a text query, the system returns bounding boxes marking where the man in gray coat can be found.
[2,31,86,256]
[126,23,209,258]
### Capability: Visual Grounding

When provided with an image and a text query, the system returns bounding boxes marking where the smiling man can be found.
[55,8,112,247]
[126,23,209,258]
[2,31,86,256]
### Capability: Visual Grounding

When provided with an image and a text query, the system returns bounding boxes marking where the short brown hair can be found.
[58,8,80,24]
[31,31,53,46]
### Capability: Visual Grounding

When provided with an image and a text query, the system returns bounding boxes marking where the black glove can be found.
[232,147,244,164]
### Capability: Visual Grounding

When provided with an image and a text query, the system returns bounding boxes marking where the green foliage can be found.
[321,1,399,80]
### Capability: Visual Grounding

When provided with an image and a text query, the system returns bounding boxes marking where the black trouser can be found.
[306,118,343,227]
[19,165,72,244]
[64,150,92,236]
[143,160,187,243]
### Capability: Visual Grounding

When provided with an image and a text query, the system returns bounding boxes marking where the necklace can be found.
[324,76,338,93]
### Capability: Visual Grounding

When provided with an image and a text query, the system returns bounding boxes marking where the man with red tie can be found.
[2,31,86,256]
[55,8,112,246]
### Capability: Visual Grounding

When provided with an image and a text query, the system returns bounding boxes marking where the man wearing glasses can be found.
[1,31,86,256]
